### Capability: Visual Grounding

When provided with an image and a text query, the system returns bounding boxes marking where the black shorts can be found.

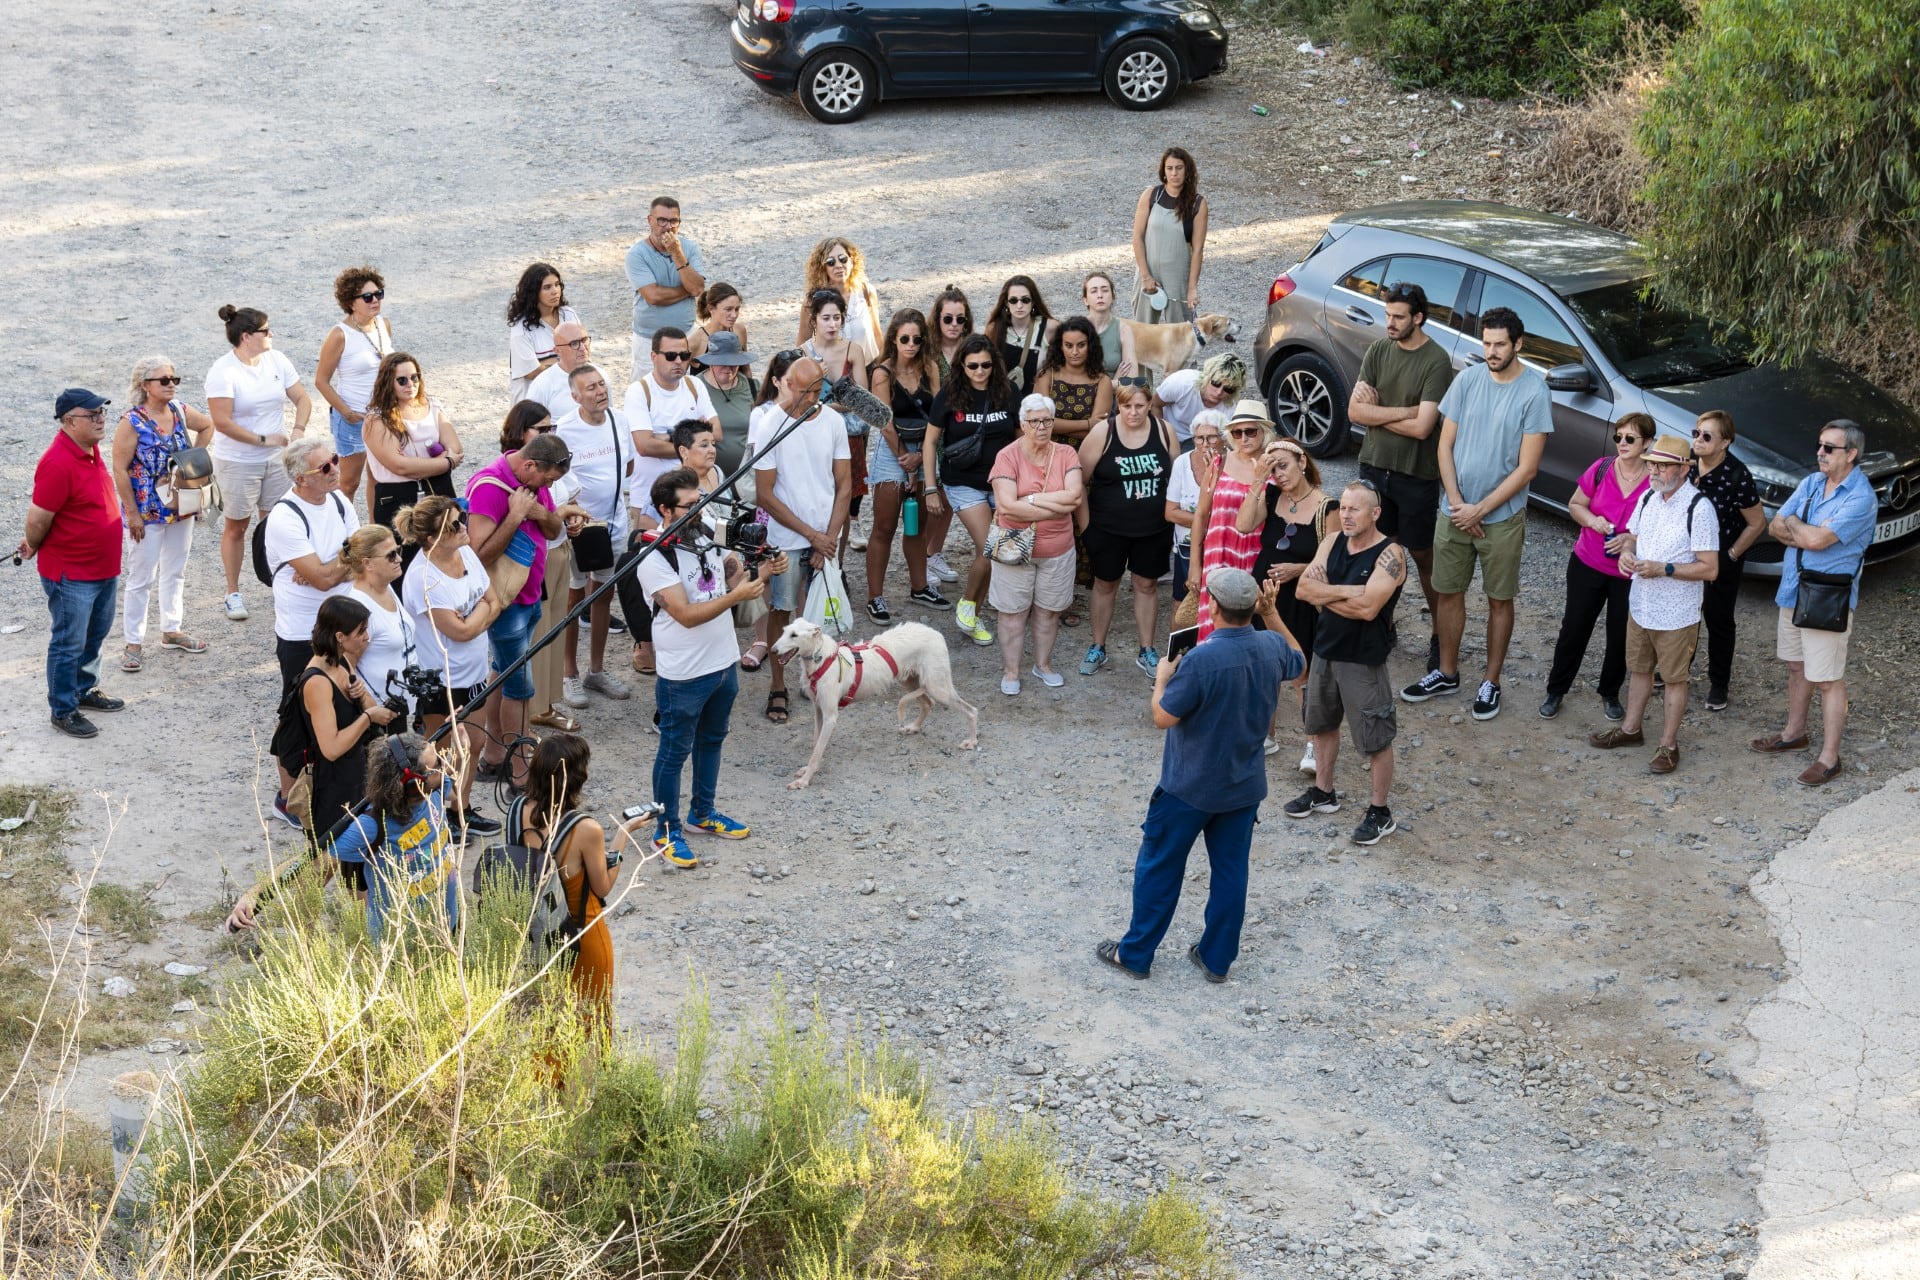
[1083,525,1174,583]
[415,679,483,719]
[339,859,369,893]
[276,638,313,696]
[1358,463,1440,552]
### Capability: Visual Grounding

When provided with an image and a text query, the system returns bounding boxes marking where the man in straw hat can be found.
[1587,434,1718,773]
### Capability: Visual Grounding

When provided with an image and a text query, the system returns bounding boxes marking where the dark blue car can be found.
[731,0,1228,123]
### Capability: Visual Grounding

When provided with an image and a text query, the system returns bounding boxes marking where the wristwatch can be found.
[1663,562,1675,577]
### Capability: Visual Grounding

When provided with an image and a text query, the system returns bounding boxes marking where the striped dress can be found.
[1197,472,1262,638]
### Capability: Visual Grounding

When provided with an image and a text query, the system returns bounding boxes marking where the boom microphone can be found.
[819,374,893,437]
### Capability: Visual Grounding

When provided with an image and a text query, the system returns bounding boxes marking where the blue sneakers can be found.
[653,831,700,868]
[689,811,750,840]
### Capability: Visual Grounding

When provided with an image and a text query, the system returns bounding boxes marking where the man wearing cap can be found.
[524,321,595,422]
[1288,480,1408,844]
[17,390,127,737]
[1588,435,1718,773]
[1098,567,1303,983]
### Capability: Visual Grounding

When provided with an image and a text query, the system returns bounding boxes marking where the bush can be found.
[1366,0,1691,98]
[1636,0,1920,363]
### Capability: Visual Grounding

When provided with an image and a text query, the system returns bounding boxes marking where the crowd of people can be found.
[15,146,1883,1005]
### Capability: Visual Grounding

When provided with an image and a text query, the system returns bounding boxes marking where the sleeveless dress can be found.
[1196,471,1261,639]
[1091,316,1125,378]
[998,319,1045,391]
[1049,377,1099,424]
[1251,487,1335,659]
[562,846,613,1043]
[1133,188,1195,324]
[127,402,191,525]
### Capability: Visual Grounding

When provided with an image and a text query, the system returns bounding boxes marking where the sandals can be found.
[1059,610,1083,628]
[120,647,143,673]
[630,652,656,676]
[764,690,790,724]
[740,640,770,672]
[531,708,581,732]
[160,632,208,654]
[1095,940,1149,980]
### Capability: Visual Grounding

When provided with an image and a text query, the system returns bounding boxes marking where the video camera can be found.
[385,664,449,732]
[709,506,774,578]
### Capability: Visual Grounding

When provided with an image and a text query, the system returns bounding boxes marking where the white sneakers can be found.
[584,670,631,700]
[1299,741,1317,776]
[224,592,249,621]
[927,553,959,583]
[561,676,589,709]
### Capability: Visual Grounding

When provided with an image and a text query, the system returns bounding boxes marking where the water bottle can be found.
[902,494,921,537]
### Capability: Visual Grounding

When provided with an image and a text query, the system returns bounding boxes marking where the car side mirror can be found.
[1545,364,1593,393]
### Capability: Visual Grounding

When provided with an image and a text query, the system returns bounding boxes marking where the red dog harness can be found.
[806,641,900,709]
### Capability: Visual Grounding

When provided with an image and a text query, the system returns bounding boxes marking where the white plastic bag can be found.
[802,559,855,636]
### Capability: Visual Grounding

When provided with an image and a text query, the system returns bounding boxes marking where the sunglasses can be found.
[1272,521,1299,552]
[1228,427,1263,439]
[963,360,994,372]
[1116,375,1150,388]
[145,375,182,386]
[395,373,419,386]
[824,254,850,266]
[1192,433,1222,445]
[358,289,385,303]
[1817,442,1849,454]
[659,350,693,363]
[940,315,967,326]
[1007,294,1032,305]
[250,328,273,338]
[1613,433,1640,444]
[1349,477,1380,493]
[382,548,403,563]
[897,334,922,344]
[311,457,340,476]
[1691,430,1716,441]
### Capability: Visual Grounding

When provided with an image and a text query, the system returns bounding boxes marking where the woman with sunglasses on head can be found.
[1540,413,1654,722]
[331,733,462,947]
[207,304,312,623]
[1033,316,1113,446]
[1131,146,1209,323]
[688,281,751,363]
[798,239,883,357]
[1164,407,1226,604]
[363,352,462,533]
[1080,271,1138,381]
[313,266,393,512]
[799,287,873,556]
[1077,374,1177,680]
[113,355,215,673]
[1237,435,1332,769]
[398,496,507,838]
[865,309,948,621]
[925,337,1019,647]
[506,262,580,403]
[985,275,1058,393]
[1190,401,1274,640]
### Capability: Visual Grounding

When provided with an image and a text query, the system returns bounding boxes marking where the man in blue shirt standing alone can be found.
[1099,567,1304,982]
[625,197,706,371]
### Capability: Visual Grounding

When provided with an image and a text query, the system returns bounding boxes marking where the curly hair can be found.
[366,733,436,836]
[367,352,426,445]
[949,335,1013,409]
[507,262,564,330]
[127,354,176,404]
[985,275,1055,348]
[1042,316,1104,378]
[806,287,848,321]
[872,308,939,391]
[332,265,385,316]
[802,237,868,297]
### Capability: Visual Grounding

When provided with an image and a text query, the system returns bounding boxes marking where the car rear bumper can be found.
[731,19,797,94]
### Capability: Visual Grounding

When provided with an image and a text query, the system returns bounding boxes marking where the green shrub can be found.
[1368,0,1691,98]
[1637,0,1920,361]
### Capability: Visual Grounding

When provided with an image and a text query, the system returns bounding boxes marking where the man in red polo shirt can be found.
[16,389,128,738]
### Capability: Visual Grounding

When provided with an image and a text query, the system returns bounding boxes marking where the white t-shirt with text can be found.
[638,541,740,682]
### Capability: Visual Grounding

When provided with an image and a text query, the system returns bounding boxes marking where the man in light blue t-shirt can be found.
[625,196,706,370]
[1401,305,1552,722]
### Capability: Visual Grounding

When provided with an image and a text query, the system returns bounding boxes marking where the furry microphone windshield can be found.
[820,374,893,436]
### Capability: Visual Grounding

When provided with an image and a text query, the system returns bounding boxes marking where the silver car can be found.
[1251,200,1920,574]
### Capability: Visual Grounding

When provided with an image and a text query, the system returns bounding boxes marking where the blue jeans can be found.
[1117,788,1259,976]
[652,664,740,835]
[41,575,119,718]
[487,600,542,701]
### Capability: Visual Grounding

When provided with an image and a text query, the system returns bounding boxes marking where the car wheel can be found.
[1104,37,1179,111]
[798,50,877,124]
[1267,352,1349,459]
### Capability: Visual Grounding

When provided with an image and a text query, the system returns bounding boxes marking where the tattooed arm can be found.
[1321,541,1406,620]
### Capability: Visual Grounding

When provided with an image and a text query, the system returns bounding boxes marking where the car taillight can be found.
[753,0,795,19]
[1268,273,1296,306]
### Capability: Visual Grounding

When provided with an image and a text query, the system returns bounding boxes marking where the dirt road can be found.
[4,1,1918,1276]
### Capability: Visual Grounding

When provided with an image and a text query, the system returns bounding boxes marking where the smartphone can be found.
[1166,625,1200,663]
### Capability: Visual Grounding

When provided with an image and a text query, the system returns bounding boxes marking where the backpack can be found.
[1630,487,1709,541]
[252,493,348,587]
[502,801,594,959]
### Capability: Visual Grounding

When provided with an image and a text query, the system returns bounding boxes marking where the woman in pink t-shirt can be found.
[987,395,1085,696]
[1541,412,1653,721]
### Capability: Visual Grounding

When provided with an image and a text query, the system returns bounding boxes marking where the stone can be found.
[1445,1079,1475,1104]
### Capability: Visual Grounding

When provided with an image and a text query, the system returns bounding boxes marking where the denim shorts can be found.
[488,600,542,701]
[946,483,993,512]
[868,441,914,487]
[764,553,814,613]
[330,406,366,458]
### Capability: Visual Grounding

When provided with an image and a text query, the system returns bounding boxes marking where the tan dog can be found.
[772,619,980,789]
[1119,313,1237,381]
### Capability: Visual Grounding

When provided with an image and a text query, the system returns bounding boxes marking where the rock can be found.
[162,961,206,976]
[1445,1079,1475,1104]
[858,879,876,895]
[170,999,198,1014]
[1013,1061,1047,1076]
[102,976,136,998]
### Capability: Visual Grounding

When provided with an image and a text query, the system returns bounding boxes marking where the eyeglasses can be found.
[962,360,994,372]
[652,216,680,228]
[65,410,107,423]
[1192,433,1222,446]
[1023,416,1054,426]
[1007,294,1032,305]
[561,337,590,352]
[824,254,850,266]
[394,374,419,386]
[659,350,693,363]
[1817,442,1849,454]
[1613,433,1640,444]
[357,290,385,303]
[145,375,182,386]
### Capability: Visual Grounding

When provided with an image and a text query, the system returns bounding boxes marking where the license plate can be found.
[1876,507,1920,542]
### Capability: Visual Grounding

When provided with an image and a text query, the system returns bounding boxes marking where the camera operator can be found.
[638,466,787,869]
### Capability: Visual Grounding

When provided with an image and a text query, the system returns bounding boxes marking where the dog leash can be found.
[806,641,900,710]
[1190,318,1207,348]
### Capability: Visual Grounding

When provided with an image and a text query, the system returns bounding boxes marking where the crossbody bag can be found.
[1790,488,1858,632]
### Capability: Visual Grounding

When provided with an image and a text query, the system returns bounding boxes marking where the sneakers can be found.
[1705,686,1729,712]
[1601,694,1626,722]
[51,711,98,739]
[1000,677,1021,696]
[1080,644,1108,676]
[1030,666,1064,689]
[1471,680,1502,720]
[954,600,992,646]
[78,689,125,713]
[224,591,249,621]
[1298,741,1318,776]
[584,670,630,700]
[1283,786,1340,818]
[1263,736,1280,756]
[1136,646,1161,676]
[271,793,301,828]
[653,831,700,868]
[690,811,750,839]
[1351,805,1397,846]
[456,808,503,837]
[1538,693,1563,720]
[908,585,952,610]
[847,523,869,552]
[608,612,628,635]
[867,596,892,623]
[927,552,959,583]
[560,676,589,709]
[1400,670,1460,703]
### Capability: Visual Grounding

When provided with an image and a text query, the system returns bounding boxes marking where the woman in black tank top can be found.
[1075,389,1177,674]
[866,310,944,616]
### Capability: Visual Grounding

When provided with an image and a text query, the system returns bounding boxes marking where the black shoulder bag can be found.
[1790,489,1858,633]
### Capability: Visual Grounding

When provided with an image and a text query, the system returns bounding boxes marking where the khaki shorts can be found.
[214,454,291,520]
[1302,659,1398,756]
[1430,510,1525,600]
[989,549,1076,614]
[1626,619,1698,682]
[1777,606,1852,683]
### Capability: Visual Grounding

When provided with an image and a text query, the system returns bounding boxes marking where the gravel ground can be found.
[4,1,1919,1277]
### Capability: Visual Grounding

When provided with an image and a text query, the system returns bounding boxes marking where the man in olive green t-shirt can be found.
[1348,281,1454,671]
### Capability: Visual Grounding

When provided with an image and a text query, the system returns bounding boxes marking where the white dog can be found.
[772,618,979,789]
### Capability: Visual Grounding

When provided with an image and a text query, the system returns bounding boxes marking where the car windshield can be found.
[1563,279,1755,387]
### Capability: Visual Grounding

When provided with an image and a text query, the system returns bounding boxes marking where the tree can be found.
[1637,0,1920,361]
